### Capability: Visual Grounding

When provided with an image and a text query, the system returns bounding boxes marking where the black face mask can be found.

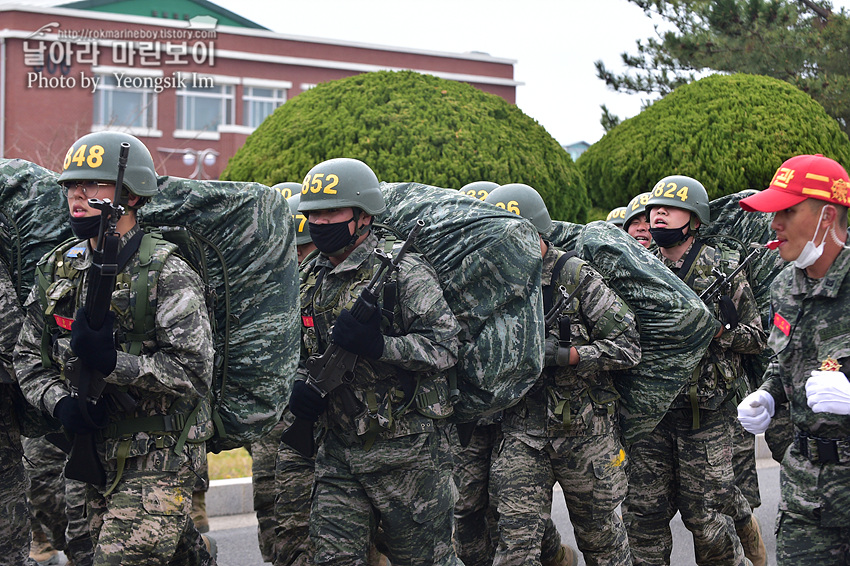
[649,222,690,248]
[69,215,101,240]
[309,219,357,256]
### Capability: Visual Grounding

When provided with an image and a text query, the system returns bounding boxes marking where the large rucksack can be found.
[376,182,545,423]
[548,220,718,445]
[0,159,72,437]
[3,160,299,452]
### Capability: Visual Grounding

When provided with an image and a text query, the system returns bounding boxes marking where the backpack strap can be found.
[542,250,576,313]
[36,238,84,369]
[124,233,176,355]
[676,241,706,288]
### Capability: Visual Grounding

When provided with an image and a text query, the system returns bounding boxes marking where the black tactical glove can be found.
[332,308,385,359]
[544,336,572,367]
[53,395,108,434]
[718,295,739,332]
[288,380,328,422]
[70,307,117,376]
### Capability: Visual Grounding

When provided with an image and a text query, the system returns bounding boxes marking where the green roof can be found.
[59,0,268,29]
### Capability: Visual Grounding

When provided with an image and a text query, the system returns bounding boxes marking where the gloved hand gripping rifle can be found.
[281,220,425,458]
[699,243,764,332]
[64,142,137,486]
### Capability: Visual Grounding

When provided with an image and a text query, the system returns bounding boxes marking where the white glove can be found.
[806,370,850,415]
[737,390,775,434]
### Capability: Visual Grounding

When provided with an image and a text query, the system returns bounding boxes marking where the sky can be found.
[207,0,850,148]
[7,0,850,147]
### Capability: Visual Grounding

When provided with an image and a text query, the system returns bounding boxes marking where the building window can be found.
[93,74,156,130]
[243,86,287,128]
[176,83,235,133]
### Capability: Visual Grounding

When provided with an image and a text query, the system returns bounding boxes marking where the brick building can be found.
[0,0,518,179]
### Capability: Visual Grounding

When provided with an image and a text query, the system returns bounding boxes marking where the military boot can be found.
[30,527,59,566]
[737,515,767,566]
[368,543,389,566]
[541,544,579,566]
[192,490,210,533]
[202,534,218,560]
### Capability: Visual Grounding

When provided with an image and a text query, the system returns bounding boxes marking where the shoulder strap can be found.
[676,241,706,288]
[125,232,177,356]
[542,250,577,313]
[36,238,83,368]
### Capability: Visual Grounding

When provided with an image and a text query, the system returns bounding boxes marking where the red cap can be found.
[739,154,850,212]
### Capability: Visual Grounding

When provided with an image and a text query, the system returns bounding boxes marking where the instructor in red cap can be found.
[738,154,850,565]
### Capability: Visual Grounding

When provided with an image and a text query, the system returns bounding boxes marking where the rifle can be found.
[281,220,425,458]
[64,142,137,485]
[699,243,765,332]
[699,242,764,305]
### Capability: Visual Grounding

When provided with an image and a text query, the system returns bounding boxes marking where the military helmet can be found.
[645,175,710,226]
[484,183,552,234]
[605,206,627,227]
[272,182,302,200]
[286,193,313,245]
[298,158,386,216]
[623,192,652,229]
[460,180,499,201]
[58,131,158,197]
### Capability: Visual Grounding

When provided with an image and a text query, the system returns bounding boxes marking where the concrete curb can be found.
[206,434,778,518]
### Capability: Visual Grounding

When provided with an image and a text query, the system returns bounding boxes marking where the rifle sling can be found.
[676,241,704,288]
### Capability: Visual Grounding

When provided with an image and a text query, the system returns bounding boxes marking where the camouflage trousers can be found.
[491,430,630,566]
[22,435,93,565]
[248,417,286,563]
[0,418,33,566]
[248,410,315,566]
[622,408,751,566]
[86,445,215,566]
[452,422,564,566]
[775,444,850,565]
[311,426,460,566]
[730,417,761,510]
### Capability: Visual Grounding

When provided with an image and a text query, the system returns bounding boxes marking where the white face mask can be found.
[793,206,831,269]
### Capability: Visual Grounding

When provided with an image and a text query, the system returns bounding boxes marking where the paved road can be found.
[204,459,781,566]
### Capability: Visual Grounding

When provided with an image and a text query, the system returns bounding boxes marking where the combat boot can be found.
[541,544,578,566]
[30,527,59,566]
[202,534,218,560]
[192,490,210,533]
[737,515,767,566]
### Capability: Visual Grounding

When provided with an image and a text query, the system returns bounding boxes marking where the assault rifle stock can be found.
[64,142,136,486]
[281,220,424,458]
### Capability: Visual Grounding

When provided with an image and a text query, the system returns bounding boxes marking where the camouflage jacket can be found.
[299,231,461,441]
[660,239,766,411]
[14,224,214,465]
[504,247,641,439]
[761,248,850,440]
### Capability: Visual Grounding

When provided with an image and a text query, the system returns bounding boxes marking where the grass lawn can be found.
[208,447,252,479]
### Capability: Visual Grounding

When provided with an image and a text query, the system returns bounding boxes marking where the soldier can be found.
[13,132,216,565]
[286,157,462,565]
[605,206,627,227]
[622,175,767,566]
[485,184,640,566]
[737,154,850,565]
[0,261,33,566]
[623,192,652,249]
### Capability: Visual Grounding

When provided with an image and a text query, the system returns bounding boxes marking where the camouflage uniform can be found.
[760,251,850,564]
[14,226,216,566]
[492,249,641,566]
[299,231,462,566]
[623,240,766,566]
[22,435,93,565]
[0,262,34,566]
